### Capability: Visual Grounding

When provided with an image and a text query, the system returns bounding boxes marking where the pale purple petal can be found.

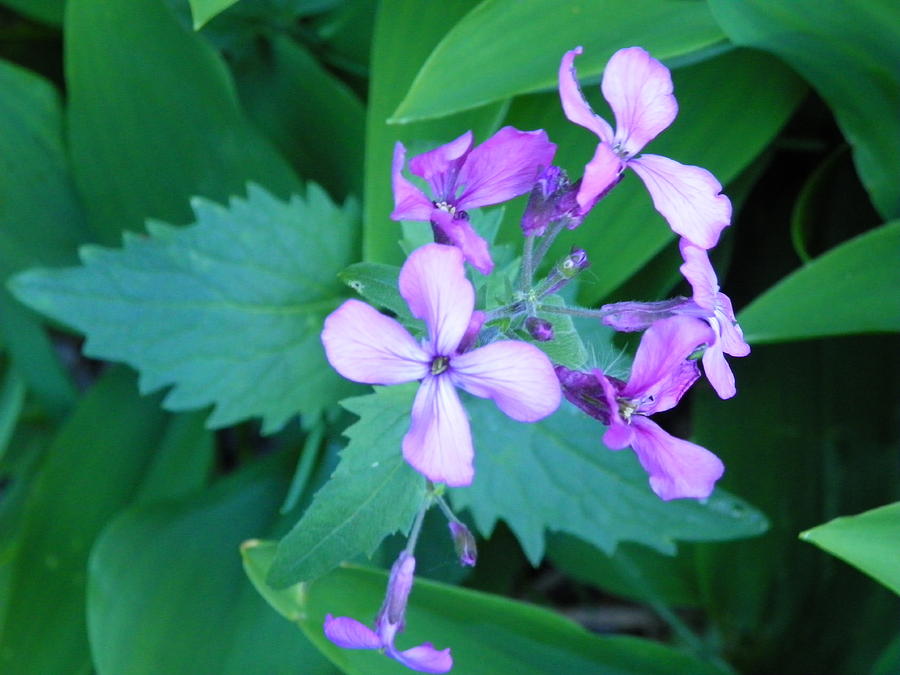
[601,47,677,157]
[678,240,718,311]
[409,131,473,200]
[715,294,751,357]
[391,644,454,674]
[558,47,614,142]
[702,343,736,400]
[403,375,474,487]
[622,316,712,412]
[381,552,416,625]
[322,299,430,385]
[456,126,557,209]
[431,210,494,275]
[576,141,623,213]
[451,341,561,422]
[595,370,632,449]
[629,416,724,500]
[324,615,382,650]
[391,142,436,221]
[398,243,475,355]
[629,154,731,250]
[601,298,693,332]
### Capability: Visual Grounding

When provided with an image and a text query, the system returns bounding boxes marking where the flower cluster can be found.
[319,45,749,672]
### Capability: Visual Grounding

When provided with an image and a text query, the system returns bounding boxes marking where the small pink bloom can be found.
[321,244,561,486]
[559,46,731,249]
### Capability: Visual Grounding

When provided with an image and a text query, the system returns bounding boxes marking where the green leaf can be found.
[800,502,900,595]
[0,366,25,464]
[65,0,301,246]
[391,0,726,123]
[245,544,730,675]
[338,262,411,322]
[527,295,588,369]
[0,368,169,675]
[708,0,900,219]
[500,48,805,305]
[739,221,900,343]
[364,0,509,265]
[87,456,338,675]
[188,0,242,28]
[267,385,426,588]
[11,184,359,433]
[0,0,64,24]
[232,35,365,200]
[0,58,88,414]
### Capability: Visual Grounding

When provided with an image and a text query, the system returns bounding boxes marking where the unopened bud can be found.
[521,166,582,237]
[448,522,477,567]
[525,317,554,342]
[559,248,590,278]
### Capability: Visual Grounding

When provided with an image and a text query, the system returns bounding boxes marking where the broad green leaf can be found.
[267,385,426,587]
[87,456,337,675]
[0,0,64,24]
[0,366,25,463]
[708,0,900,219]
[232,35,365,200]
[65,0,301,246]
[391,0,726,123]
[0,58,87,414]
[0,368,169,675]
[364,0,509,265]
[527,295,588,369]
[502,48,804,305]
[454,395,768,563]
[800,502,900,595]
[245,542,729,675]
[188,0,241,28]
[338,262,410,322]
[739,221,900,343]
[11,184,359,433]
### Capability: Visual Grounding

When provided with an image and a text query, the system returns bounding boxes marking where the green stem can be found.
[520,236,536,291]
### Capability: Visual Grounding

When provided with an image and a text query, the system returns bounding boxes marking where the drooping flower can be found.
[558,46,731,249]
[600,242,750,399]
[321,243,561,486]
[678,240,750,399]
[556,316,724,500]
[392,127,557,274]
[324,552,452,673]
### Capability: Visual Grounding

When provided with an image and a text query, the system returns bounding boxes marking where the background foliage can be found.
[0,1,897,674]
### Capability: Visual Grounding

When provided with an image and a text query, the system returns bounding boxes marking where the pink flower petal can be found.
[409,131,473,200]
[629,154,731,250]
[575,141,623,213]
[324,615,382,650]
[322,299,430,385]
[431,210,494,275]
[601,47,677,156]
[402,375,474,487]
[678,240,718,311]
[456,126,556,209]
[558,47,614,142]
[595,370,632,449]
[629,416,724,500]
[398,244,475,355]
[715,294,751,357]
[622,316,712,413]
[702,343,736,399]
[451,341,561,422]
[391,142,436,221]
[392,644,454,674]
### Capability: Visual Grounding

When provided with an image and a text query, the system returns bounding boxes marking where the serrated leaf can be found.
[10,184,359,432]
[267,385,426,588]
[339,262,411,322]
[527,295,588,369]
[800,502,900,595]
[454,397,768,563]
[739,221,900,343]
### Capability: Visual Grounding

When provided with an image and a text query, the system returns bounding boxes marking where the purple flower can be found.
[558,316,724,500]
[324,552,452,673]
[678,240,750,399]
[392,127,557,274]
[520,166,582,236]
[321,243,561,486]
[558,46,731,249]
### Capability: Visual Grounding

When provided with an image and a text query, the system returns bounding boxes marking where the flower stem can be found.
[520,235,535,292]
[404,497,431,555]
[532,219,567,273]
[537,303,614,320]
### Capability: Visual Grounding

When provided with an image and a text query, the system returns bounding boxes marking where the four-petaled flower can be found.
[559,46,731,249]
[324,552,452,673]
[321,243,561,486]
[392,127,557,274]
[557,316,724,500]
[678,240,750,399]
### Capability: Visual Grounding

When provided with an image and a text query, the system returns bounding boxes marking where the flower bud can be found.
[448,522,477,567]
[525,317,554,342]
[521,166,582,236]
